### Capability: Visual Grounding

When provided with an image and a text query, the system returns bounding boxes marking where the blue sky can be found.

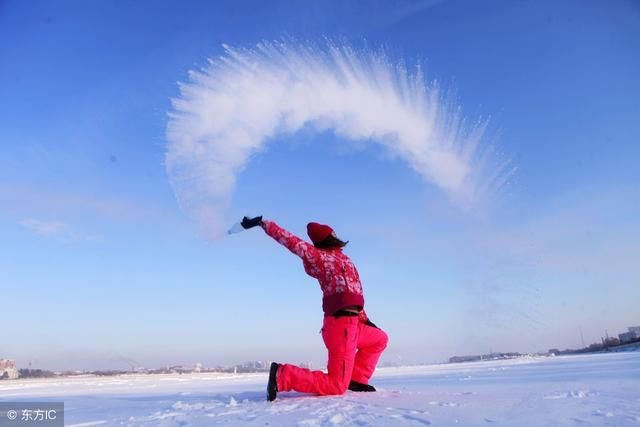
[1,0,639,371]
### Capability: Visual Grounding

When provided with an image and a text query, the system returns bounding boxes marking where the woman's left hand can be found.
[241,216,263,229]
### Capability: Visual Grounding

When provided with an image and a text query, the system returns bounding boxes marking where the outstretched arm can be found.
[240,216,319,264]
[260,219,319,263]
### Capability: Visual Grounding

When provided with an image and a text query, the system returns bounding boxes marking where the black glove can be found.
[241,216,263,229]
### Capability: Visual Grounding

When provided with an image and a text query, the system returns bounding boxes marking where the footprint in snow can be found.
[592,409,614,418]
[543,390,593,399]
[428,401,458,407]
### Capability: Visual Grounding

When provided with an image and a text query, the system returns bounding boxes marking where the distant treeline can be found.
[551,336,640,356]
[17,369,56,378]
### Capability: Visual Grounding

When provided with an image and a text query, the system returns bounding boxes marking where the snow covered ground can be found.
[1,351,639,426]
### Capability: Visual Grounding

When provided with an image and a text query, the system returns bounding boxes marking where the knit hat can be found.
[307,222,334,245]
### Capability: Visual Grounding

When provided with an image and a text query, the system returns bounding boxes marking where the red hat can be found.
[307,222,334,245]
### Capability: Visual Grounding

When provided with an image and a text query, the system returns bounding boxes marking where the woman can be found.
[240,216,388,401]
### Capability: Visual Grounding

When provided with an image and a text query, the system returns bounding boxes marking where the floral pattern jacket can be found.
[262,220,367,320]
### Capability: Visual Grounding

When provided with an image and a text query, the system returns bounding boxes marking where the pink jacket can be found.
[262,220,367,318]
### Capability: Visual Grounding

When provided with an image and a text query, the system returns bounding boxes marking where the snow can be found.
[1,352,639,426]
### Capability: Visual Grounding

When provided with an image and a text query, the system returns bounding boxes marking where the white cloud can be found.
[0,183,172,223]
[166,41,512,240]
[18,218,101,242]
[19,219,69,237]
[474,189,640,276]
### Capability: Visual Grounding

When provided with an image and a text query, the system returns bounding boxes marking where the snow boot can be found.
[267,362,280,401]
[348,380,376,392]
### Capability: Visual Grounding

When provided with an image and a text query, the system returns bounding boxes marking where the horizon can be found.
[6,321,640,373]
[2,0,639,372]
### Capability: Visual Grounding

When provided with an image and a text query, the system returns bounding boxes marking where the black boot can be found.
[348,380,376,392]
[267,362,280,401]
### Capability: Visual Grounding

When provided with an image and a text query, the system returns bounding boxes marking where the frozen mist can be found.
[166,41,512,239]
[1,352,639,426]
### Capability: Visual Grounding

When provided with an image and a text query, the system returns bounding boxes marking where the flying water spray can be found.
[166,41,512,240]
[227,221,245,235]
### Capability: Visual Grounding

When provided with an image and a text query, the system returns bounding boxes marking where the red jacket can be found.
[262,220,367,319]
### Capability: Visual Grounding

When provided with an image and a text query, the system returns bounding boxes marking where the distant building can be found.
[449,355,481,363]
[618,327,640,344]
[449,352,523,364]
[0,359,19,380]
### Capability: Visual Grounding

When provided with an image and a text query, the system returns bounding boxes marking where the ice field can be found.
[1,351,639,426]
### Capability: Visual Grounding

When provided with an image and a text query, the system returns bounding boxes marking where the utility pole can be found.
[579,326,585,348]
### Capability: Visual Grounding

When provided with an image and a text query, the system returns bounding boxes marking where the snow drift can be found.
[166,41,510,239]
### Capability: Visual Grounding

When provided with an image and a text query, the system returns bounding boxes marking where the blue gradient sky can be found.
[1,0,639,370]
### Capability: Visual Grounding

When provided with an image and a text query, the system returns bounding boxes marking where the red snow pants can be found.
[277,315,388,395]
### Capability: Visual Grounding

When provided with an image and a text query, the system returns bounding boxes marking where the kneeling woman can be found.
[240,216,388,401]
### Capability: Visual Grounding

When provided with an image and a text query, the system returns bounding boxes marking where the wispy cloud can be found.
[166,41,512,240]
[19,218,69,237]
[18,218,101,242]
[0,183,171,222]
[2,183,174,243]
[474,188,640,275]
